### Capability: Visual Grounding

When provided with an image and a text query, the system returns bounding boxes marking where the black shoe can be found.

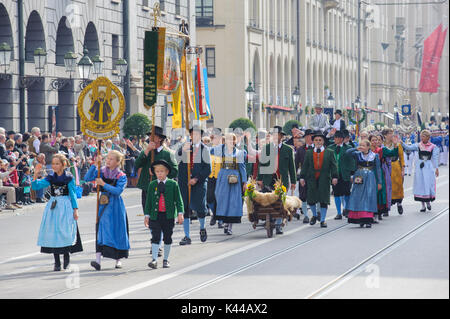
[320,221,327,228]
[300,208,304,215]
[163,260,170,268]
[309,216,317,226]
[378,214,383,221]
[54,264,61,271]
[210,217,216,226]
[372,220,378,224]
[226,229,233,235]
[360,223,365,228]
[200,229,208,242]
[179,236,191,246]
[343,209,349,218]
[90,261,101,271]
[224,224,228,234]
[420,207,426,212]
[218,222,224,229]
[365,224,372,228]
[148,259,157,269]
[383,212,389,217]
[63,256,70,270]
[426,203,432,211]
[294,212,301,220]
[36,198,45,203]
[276,227,283,235]
[334,214,342,220]
[303,216,310,224]
[398,205,404,215]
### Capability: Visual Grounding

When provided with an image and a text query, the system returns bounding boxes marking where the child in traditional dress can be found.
[145,160,184,269]
[85,150,129,271]
[32,154,83,271]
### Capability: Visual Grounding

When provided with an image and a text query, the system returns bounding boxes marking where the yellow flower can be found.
[282,186,286,192]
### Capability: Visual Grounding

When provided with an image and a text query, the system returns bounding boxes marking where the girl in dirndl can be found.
[346,140,382,228]
[85,150,129,271]
[32,154,83,271]
[212,133,247,236]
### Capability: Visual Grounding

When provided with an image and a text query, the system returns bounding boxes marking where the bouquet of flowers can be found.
[274,179,287,204]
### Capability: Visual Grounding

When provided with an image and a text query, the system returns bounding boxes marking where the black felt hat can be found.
[334,130,345,139]
[303,129,314,136]
[147,126,167,139]
[312,131,327,141]
[334,109,343,116]
[151,159,172,176]
[273,126,287,136]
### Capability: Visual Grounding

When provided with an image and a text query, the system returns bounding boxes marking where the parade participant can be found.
[369,134,387,221]
[382,128,405,215]
[310,105,330,133]
[212,133,247,235]
[86,150,129,271]
[145,160,184,269]
[327,131,354,220]
[31,154,82,271]
[299,132,338,228]
[286,124,305,147]
[134,126,178,216]
[403,135,415,176]
[207,128,223,227]
[177,126,211,245]
[343,129,356,148]
[329,110,346,132]
[398,130,439,212]
[257,126,296,234]
[346,140,382,228]
[295,129,314,223]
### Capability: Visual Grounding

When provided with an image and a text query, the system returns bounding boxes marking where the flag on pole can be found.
[419,24,448,93]
[171,83,183,129]
[395,111,400,126]
[417,112,423,127]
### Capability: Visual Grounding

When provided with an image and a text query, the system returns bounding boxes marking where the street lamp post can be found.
[245,81,255,122]
[114,58,128,88]
[327,91,335,114]
[51,51,78,90]
[20,47,47,88]
[377,98,383,123]
[292,86,300,122]
[355,96,361,136]
[78,49,93,90]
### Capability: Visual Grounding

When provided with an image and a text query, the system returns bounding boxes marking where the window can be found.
[205,47,215,77]
[175,0,181,15]
[160,0,165,11]
[112,34,119,70]
[143,0,149,7]
[196,0,213,26]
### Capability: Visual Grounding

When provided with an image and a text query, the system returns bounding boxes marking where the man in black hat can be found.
[257,126,296,234]
[299,131,338,228]
[135,126,179,220]
[327,130,354,220]
[177,125,211,245]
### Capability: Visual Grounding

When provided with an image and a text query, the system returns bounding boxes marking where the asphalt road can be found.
[0,167,448,299]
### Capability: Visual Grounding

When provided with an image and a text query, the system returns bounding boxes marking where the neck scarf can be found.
[102,166,120,179]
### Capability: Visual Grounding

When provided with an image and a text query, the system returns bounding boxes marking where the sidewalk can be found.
[0,187,141,216]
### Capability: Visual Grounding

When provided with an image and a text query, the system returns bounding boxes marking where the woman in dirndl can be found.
[85,150,129,271]
[212,133,247,235]
[32,154,83,271]
[398,130,440,212]
[346,140,382,228]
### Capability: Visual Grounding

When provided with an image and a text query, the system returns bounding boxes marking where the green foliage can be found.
[122,113,152,139]
[283,120,303,135]
[229,118,257,132]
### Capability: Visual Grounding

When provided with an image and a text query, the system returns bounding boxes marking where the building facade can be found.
[0,0,195,136]
[196,0,299,130]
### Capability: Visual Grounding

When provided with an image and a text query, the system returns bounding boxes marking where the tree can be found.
[122,113,152,139]
[283,120,303,135]
[229,118,257,132]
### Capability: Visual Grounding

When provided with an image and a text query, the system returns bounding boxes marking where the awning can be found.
[384,113,394,120]
[265,105,293,112]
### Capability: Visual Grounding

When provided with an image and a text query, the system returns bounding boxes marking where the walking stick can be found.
[96,139,102,225]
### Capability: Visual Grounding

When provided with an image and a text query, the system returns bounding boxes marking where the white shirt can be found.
[157,145,164,153]
[157,178,168,184]
[33,138,41,153]
[332,119,342,130]
[314,146,325,153]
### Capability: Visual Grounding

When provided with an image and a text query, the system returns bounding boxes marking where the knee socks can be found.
[309,204,317,217]
[334,196,342,215]
[164,244,171,261]
[152,243,159,261]
[53,253,61,266]
[320,207,327,222]
[302,201,308,217]
[199,217,206,230]
[183,218,190,238]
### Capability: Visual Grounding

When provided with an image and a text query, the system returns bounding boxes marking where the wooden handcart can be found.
[248,199,291,238]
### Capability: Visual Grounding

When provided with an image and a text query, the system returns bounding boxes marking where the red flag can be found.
[419,24,448,93]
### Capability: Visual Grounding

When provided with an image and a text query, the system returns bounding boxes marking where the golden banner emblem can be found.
[77,77,125,139]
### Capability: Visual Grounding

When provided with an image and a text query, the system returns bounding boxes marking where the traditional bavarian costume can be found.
[31,171,83,270]
[85,165,129,270]
[346,150,382,228]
